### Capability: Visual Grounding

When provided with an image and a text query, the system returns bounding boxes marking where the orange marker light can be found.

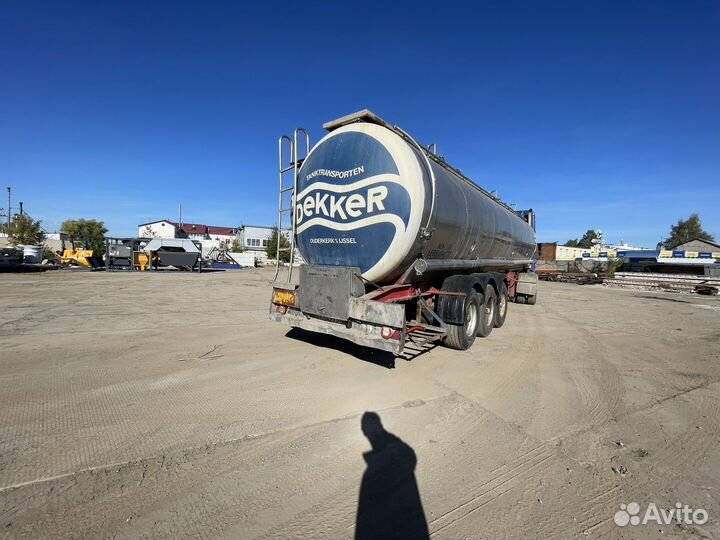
[272,289,297,307]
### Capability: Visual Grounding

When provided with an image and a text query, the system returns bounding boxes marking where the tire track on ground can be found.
[542,301,625,434]
[428,444,555,534]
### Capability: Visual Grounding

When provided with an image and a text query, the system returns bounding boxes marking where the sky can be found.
[1,0,718,246]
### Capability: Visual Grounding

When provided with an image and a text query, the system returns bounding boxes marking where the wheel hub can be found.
[465,302,477,338]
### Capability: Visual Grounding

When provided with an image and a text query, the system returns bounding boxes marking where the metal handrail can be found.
[288,128,311,282]
[274,129,310,283]
[275,135,293,281]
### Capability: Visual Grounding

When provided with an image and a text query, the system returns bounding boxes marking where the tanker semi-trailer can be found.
[270,110,538,355]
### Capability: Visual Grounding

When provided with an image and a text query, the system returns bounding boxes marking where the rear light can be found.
[272,288,297,307]
[380,327,401,340]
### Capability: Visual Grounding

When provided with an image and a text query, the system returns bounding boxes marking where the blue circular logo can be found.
[296,131,411,273]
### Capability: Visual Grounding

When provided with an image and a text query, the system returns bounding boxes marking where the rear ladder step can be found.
[274,128,311,283]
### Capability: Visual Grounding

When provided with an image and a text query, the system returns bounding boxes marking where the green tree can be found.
[266,228,290,263]
[60,219,108,256]
[42,245,58,261]
[564,230,600,248]
[8,214,44,245]
[229,238,244,252]
[664,214,715,249]
[577,229,601,249]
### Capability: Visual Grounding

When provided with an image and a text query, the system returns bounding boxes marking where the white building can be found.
[138,220,176,239]
[137,220,240,244]
[239,225,273,252]
[137,221,289,263]
[239,225,290,263]
[137,220,241,259]
[556,245,588,261]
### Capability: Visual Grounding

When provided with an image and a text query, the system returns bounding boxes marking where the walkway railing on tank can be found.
[275,128,310,283]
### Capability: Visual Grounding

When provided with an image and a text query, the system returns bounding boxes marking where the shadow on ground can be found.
[355,411,429,540]
[285,328,439,368]
[285,328,397,368]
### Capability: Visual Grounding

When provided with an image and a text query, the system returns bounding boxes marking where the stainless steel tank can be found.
[295,111,536,284]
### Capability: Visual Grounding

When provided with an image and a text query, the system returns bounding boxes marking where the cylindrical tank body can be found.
[295,122,536,284]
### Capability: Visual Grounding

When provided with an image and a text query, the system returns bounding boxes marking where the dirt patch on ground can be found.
[1,270,718,538]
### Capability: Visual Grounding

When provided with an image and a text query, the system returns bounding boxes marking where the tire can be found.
[477,286,496,337]
[445,290,482,350]
[515,295,526,304]
[494,283,508,328]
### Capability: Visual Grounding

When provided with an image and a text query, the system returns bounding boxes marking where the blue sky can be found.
[1,0,718,246]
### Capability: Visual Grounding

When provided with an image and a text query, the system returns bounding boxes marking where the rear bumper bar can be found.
[270,301,406,355]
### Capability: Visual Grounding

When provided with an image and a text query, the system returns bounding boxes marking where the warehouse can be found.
[137,220,240,243]
[670,237,720,252]
[137,221,282,262]
[536,242,586,261]
[239,225,275,256]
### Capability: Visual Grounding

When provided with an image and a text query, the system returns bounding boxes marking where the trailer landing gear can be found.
[515,272,538,305]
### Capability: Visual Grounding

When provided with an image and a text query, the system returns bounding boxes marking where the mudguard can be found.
[436,275,477,325]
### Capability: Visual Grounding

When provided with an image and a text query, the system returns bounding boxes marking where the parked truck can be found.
[270,110,537,355]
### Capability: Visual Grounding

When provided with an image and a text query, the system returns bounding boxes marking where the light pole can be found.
[6,187,10,233]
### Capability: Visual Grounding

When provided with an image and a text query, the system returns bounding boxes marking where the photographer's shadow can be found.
[355,412,429,540]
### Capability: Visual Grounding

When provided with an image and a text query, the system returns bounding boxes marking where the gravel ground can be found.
[0,267,718,539]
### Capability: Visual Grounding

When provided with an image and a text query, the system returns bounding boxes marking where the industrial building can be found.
[240,225,275,257]
[536,242,587,261]
[580,237,720,276]
[137,220,281,262]
[137,220,239,243]
[671,238,720,253]
[537,237,720,277]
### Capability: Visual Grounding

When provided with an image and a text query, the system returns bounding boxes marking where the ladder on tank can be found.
[274,128,311,283]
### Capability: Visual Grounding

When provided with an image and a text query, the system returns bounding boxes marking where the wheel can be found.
[477,285,496,337]
[445,290,482,350]
[526,289,537,305]
[494,283,508,328]
[515,295,526,304]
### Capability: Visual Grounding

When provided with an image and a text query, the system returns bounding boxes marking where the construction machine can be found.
[60,236,104,269]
